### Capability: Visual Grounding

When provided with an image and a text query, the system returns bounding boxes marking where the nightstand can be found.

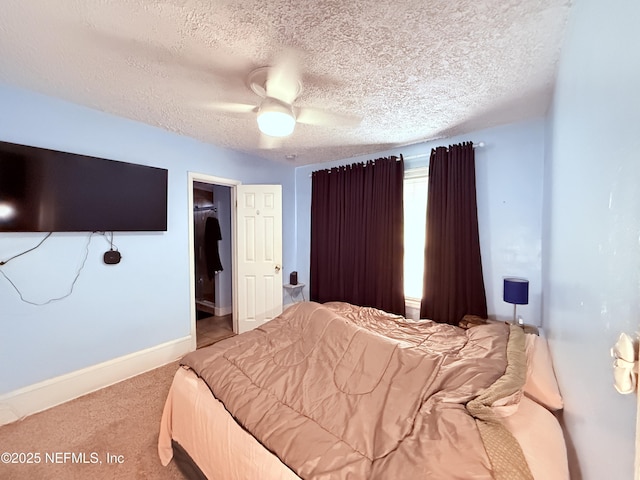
[284,283,306,304]
[460,316,540,336]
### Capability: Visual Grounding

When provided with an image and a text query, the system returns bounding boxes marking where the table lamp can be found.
[503,277,529,324]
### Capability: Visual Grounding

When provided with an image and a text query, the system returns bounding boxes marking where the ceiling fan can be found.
[203,50,361,141]
[83,27,358,145]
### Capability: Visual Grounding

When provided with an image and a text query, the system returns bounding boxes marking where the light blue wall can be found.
[0,84,295,394]
[294,118,545,324]
[544,0,640,478]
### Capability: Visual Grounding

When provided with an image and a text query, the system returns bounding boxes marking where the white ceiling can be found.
[0,0,572,166]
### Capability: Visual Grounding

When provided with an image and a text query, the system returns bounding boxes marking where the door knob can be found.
[275,264,281,272]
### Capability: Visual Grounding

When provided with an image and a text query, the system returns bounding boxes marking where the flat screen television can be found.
[0,140,168,232]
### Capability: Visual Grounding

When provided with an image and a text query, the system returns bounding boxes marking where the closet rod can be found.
[194,205,217,213]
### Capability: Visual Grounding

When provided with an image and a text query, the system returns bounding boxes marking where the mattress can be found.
[159,367,569,480]
[159,366,299,480]
[158,302,569,479]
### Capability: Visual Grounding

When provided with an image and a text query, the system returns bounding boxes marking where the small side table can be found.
[284,283,306,304]
[460,316,540,336]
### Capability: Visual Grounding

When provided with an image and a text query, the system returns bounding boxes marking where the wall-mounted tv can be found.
[0,141,168,232]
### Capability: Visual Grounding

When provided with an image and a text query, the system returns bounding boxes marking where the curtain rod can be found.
[308,142,485,177]
[403,141,485,161]
[309,154,402,177]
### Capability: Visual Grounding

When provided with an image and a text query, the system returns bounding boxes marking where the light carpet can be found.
[0,361,186,480]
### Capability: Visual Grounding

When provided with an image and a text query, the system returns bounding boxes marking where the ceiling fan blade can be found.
[201,101,257,114]
[83,27,253,92]
[259,133,284,150]
[265,48,302,105]
[295,107,362,127]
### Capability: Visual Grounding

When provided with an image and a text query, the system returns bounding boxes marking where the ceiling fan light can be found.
[257,98,296,137]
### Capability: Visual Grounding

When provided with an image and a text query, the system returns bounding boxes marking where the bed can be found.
[158,301,569,480]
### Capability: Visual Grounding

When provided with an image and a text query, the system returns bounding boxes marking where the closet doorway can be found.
[189,173,238,349]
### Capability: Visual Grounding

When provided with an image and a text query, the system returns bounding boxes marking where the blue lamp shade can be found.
[503,278,529,305]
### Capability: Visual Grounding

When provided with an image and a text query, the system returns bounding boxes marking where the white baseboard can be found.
[214,305,232,317]
[0,335,194,427]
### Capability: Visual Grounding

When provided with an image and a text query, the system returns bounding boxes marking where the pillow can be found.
[501,396,570,480]
[491,389,522,417]
[524,334,564,411]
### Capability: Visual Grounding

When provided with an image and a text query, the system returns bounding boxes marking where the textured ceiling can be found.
[0,0,572,166]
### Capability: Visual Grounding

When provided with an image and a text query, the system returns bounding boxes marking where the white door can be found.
[236,184,283,333]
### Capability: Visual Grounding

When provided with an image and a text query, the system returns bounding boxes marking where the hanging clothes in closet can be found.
[205,216,223,279]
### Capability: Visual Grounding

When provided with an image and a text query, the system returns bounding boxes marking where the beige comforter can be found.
[182,301,531,480]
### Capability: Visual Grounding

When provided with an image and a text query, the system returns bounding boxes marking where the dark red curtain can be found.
[310,156,405,315]
[420,142,487,324]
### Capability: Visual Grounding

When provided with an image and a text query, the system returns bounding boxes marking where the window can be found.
[403,168,428,301]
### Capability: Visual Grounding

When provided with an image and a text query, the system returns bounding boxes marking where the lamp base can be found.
[511,305,526,327]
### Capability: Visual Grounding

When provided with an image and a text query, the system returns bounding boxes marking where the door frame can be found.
[188,172,241,348]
